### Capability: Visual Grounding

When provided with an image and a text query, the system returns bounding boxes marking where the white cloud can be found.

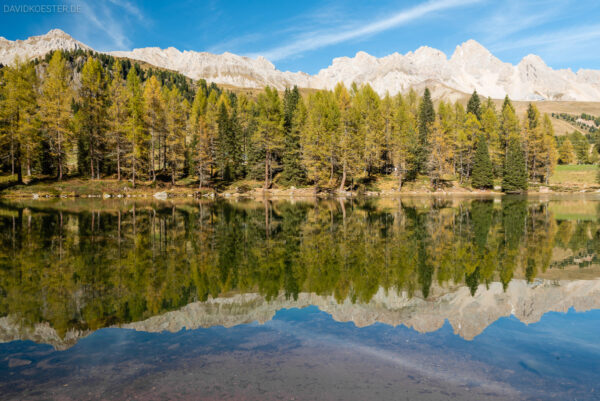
[246,0,482,61]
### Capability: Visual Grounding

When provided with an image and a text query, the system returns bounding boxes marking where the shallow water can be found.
[1,196,599,400]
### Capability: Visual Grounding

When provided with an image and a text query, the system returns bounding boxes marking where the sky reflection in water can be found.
[1,197,600,400]
[1,306,599,400]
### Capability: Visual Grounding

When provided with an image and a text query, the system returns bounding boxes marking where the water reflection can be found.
[1,197,600,346]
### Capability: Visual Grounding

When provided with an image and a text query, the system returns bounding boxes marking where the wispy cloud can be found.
[487,23,600,67]
[246,0,482,61]
[490,24,600,53]
[473,1,561,42]
[72,0,149,50]
[106,0,146,23]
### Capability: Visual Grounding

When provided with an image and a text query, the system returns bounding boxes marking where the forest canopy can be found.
[0,50,585,193]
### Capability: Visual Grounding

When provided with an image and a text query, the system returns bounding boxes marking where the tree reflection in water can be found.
[0,197,598,337]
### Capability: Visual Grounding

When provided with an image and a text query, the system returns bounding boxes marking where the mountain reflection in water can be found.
[1,196,600,400]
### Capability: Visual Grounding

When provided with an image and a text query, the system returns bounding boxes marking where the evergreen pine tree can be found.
[280,86,305,185]
[466,90,481,121]
[416,87,435,174]
[502,138,528,192]
[471,133,494,189]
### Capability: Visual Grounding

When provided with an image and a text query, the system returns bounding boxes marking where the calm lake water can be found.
[1,196,599,400]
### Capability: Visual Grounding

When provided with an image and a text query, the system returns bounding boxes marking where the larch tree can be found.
[427,119,453,189]
[558,138,576,164]
[235,93,255,180]
[355,84,383,177]
[78,57,107,179]
[216,101,230,179]
[107,60,128,181]
[204,90,220,178]
[164,87,187,184]
[390,93,416,189]
[480,104,501,177]
[381,93,394,173]
[452,102,466,176]
[189,87,211,188]
[143,75,165,182]
[40,50,73,180]
[0,57,38,183]
[303,90,340,189]
[457,112,480,182]
[254,86,284,189]
[125,68,144,187]
[335,83,361,191]
[538,114,557,184]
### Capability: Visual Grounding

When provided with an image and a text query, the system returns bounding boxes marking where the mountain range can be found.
[2,279,599,349]
[2,29,600,101]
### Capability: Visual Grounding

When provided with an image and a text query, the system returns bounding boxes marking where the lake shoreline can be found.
[2,172,599,200]
[2,184,600,200]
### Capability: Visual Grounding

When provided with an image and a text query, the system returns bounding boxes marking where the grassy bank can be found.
[1,166,599,199]
[549,165,599,188]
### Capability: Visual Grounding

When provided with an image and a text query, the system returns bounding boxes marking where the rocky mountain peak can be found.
[3,29,600,101]
[0,28,89,65]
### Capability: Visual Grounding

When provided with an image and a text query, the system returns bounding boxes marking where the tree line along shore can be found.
[1,49,599,198]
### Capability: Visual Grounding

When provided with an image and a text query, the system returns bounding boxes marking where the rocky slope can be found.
[2,30,600,101]
[2,279,600,349]
[0,29,89,65]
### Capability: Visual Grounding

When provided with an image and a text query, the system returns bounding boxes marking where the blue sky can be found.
[1,0,600,74]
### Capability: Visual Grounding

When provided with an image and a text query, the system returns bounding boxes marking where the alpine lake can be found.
[1,195,600,400]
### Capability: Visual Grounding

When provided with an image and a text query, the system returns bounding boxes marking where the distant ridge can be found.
[3,29,600,101]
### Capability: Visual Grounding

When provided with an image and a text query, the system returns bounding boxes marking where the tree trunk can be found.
[264,151,269,189]
[10,135,15,176]
[90,139,95,179]
[397,165,403,190]
[16,144,23,185]
[131,150,136,188]
[151,129,156,182]
[198,166,204,189]
[116,140,121,181]
[58,130,63,180]
[339,161,347,191]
